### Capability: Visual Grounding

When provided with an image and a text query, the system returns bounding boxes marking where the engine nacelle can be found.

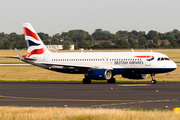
[122,74,148,79]
[85,69,112,80]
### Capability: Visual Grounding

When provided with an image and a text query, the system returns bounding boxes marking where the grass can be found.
[0,65,180,82]
[0,50,27,63]
[161,52,180,62]
[0,106,179,120]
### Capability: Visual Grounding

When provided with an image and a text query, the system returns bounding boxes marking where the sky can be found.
[1,0,180,35]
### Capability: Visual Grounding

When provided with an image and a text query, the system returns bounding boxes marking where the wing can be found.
[34,61,113,70]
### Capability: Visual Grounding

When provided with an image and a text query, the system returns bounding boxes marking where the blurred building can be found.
[45,45,74,50]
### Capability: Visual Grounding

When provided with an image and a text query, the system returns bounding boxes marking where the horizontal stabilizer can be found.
[24,58,36,61]
[5,49,36,61]
[4,56,19,59]
[5,56,36,61]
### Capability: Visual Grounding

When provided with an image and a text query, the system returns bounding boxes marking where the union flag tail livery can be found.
[23,23,49,58]
[14,23,177,84]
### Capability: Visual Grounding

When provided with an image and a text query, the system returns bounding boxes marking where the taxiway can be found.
[0,82,179,110]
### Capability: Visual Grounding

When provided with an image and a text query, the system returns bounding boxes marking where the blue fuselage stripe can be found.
[112,68,176,75]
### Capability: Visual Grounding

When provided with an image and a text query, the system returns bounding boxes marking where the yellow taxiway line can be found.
[118,84,151,86]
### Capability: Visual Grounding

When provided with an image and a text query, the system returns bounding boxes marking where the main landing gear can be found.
[151,73,157,84]
[82,77,116,84]
[107,77,116,83]
[83,78,91,84]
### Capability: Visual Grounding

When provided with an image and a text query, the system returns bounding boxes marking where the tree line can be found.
[0,28,180,50]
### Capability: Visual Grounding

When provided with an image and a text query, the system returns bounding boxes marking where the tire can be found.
[107,78,116,83]
[151,80,157,84]
[83,78,91,84]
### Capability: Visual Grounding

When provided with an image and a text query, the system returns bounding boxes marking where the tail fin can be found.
[22,23,49,58]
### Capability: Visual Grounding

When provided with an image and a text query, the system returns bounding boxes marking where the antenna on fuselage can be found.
[131,49,134,52]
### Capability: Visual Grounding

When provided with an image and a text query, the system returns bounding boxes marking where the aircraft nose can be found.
[174,61,177,69]
[171,61,177,69]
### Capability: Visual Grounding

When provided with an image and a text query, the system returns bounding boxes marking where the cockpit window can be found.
[165,58,170,60]
[157,57,170,61]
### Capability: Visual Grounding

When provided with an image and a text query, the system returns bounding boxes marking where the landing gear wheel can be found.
[150,73,157,84]
[83,78,91,84]
[151,80,157,84]
[107,78,116,83]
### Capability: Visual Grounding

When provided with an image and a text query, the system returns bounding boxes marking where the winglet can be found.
[15,48,24,61]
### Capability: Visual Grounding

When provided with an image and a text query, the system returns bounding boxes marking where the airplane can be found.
[13,23,177,84]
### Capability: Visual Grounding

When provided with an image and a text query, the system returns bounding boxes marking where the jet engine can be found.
[122,74,148,79]
[85,69,112,80]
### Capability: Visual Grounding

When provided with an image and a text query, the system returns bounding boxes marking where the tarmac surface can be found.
[0,82,180,110]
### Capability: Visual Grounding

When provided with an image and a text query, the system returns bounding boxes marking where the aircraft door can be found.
[145,59,151,66]
[43,54,49,62]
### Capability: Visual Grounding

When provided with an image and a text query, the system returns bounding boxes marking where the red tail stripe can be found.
[135,56,154,58]
[22,55,28,58]
[23,27,40,41]
[23,48,46,58]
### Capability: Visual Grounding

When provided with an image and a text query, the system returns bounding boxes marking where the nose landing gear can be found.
[151,73,156,84]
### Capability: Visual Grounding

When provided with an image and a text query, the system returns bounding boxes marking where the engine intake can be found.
[85,69,112,80]
[122,74,148,79]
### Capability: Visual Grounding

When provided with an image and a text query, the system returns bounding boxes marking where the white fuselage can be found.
[33,51,177,75]
[21,23,177,83]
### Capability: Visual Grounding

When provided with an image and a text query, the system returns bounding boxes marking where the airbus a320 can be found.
[14,23,177,84]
